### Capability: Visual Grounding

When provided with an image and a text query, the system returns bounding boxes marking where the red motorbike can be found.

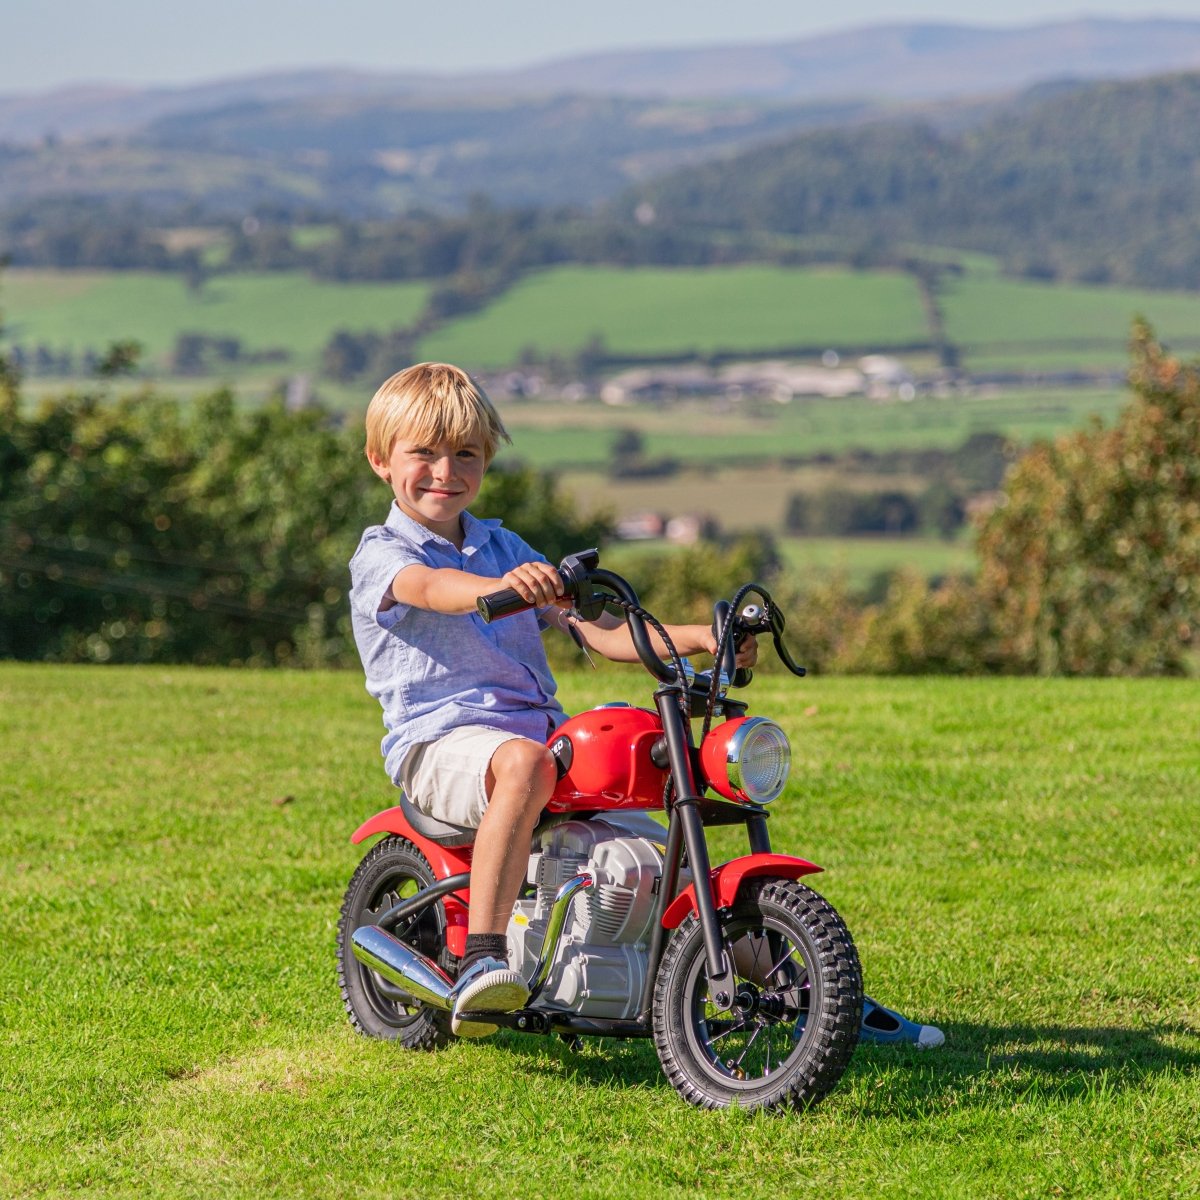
[337,549,863,1112]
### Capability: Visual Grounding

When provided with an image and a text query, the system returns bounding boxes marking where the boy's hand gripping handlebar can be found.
[475,549,603,622]
[477,549,676,682]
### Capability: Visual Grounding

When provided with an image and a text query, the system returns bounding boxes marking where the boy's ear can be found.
[366,449,391,482]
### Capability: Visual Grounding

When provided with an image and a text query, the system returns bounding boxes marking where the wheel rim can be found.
[682,916,816,1088]
[354,868,444,1030]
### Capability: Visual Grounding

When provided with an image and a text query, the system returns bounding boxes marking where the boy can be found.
[349,362,943,1048]
[348,362,753,1036]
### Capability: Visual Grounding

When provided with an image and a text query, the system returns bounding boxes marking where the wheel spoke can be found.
[661,883,861,1109]
[731,1022,764,1070]
[764,940,801,983]
[702,1018,747,1048]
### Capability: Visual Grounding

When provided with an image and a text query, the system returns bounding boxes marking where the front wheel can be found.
[652,878,862,1111]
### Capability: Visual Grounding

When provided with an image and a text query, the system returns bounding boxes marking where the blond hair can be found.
[365,362,510,463]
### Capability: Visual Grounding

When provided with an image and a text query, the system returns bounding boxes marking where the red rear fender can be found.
[351,806,474,878]
[661,853,823,930]
[350,806,473,958]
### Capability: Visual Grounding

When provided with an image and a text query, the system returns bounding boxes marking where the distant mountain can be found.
[622,72,1200,289]
[0,71,431,144]
[3,18,1200,144]
[0,95,883,215]
[479,17,1200,101]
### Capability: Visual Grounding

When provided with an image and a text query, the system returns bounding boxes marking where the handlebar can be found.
[476,548,806,685]
[477,549,675,682]
[474,585,534,622]
[476,548,605,623]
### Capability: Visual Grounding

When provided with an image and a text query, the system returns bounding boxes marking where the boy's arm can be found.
[547,608,757,667]
[384,559,565,615]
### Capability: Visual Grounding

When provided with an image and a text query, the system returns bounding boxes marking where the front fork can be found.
[643,686,745,1015]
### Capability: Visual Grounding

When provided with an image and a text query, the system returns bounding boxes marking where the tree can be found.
[975,322,1200,674]
[0,380,613,666]
[96,340,143,378]
[476,463,613,567]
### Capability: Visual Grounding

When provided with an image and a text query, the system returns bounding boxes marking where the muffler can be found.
[351,925,455,1010]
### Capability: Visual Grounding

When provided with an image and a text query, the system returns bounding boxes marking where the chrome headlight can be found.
[700,716,791,805]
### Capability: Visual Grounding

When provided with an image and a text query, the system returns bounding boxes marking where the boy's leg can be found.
[466,736,558,934]
[402,729,556,1035]
[450,737,556,1035]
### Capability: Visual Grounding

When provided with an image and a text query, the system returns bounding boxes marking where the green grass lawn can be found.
[419,265,931,368]
[2,664,1197,1197]
[0,269,430,372]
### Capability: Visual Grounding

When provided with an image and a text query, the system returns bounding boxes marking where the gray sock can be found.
[459,933,508,977]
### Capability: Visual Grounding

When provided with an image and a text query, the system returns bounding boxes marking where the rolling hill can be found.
[4,19,1200,217]
[4,17,1200,143]
[623,72,1200,289]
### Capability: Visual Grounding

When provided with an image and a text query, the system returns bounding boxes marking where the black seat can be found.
[397,790,477,848]
[397,790,585,850]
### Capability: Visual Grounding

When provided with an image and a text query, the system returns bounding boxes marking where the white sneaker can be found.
[450,956,530,1038]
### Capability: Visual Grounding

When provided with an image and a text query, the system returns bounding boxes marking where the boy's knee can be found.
[490,737,557,795]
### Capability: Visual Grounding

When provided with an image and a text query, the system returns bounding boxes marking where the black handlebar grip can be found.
[476,587,535,623]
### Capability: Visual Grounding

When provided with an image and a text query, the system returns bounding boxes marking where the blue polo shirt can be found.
[348,502,566,784]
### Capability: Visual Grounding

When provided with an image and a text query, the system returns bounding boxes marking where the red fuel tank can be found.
[546,705,667,812]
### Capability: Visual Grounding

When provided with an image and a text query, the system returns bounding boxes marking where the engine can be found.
[506,813,673,1020]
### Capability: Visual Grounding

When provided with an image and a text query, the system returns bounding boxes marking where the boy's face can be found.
[368,434,487,541]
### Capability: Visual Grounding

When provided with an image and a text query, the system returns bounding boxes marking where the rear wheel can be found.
[652,878,861,1111]
[336,836,455,1049]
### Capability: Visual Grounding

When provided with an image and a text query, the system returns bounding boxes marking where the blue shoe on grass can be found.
[450,955,529,1039]
[860,996,945,1048]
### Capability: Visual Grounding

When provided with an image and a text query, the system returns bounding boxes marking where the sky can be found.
[6,0,1200,93]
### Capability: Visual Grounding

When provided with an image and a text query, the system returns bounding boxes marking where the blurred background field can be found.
[8,261,1200,394]
[2,268,430,376]
[416,264,931,365]
[3,8,1200,669]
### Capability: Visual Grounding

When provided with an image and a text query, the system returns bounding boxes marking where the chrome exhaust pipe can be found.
[351,925,455,1011]
[528,871,594,1001]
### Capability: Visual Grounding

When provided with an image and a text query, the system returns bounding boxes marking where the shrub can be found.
[976,322,1200,675]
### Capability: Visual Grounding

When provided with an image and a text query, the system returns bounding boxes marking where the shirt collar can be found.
[383,501,500,553]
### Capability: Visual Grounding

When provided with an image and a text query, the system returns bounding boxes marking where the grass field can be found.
[496,386,1129,470]
[0,269,430,371]
[605,535,975,590]
[418,265,931,368]
[940,275,1200,370]
[6,264,1200,385]
[2,664,1197,1198]
[496,387,1129,547]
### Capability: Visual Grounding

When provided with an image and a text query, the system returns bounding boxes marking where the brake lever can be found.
[765,603,807,677]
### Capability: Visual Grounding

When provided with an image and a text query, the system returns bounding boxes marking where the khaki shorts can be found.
[399,726,527,829]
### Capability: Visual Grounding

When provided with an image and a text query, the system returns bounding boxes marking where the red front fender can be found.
[661,853,823,930]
